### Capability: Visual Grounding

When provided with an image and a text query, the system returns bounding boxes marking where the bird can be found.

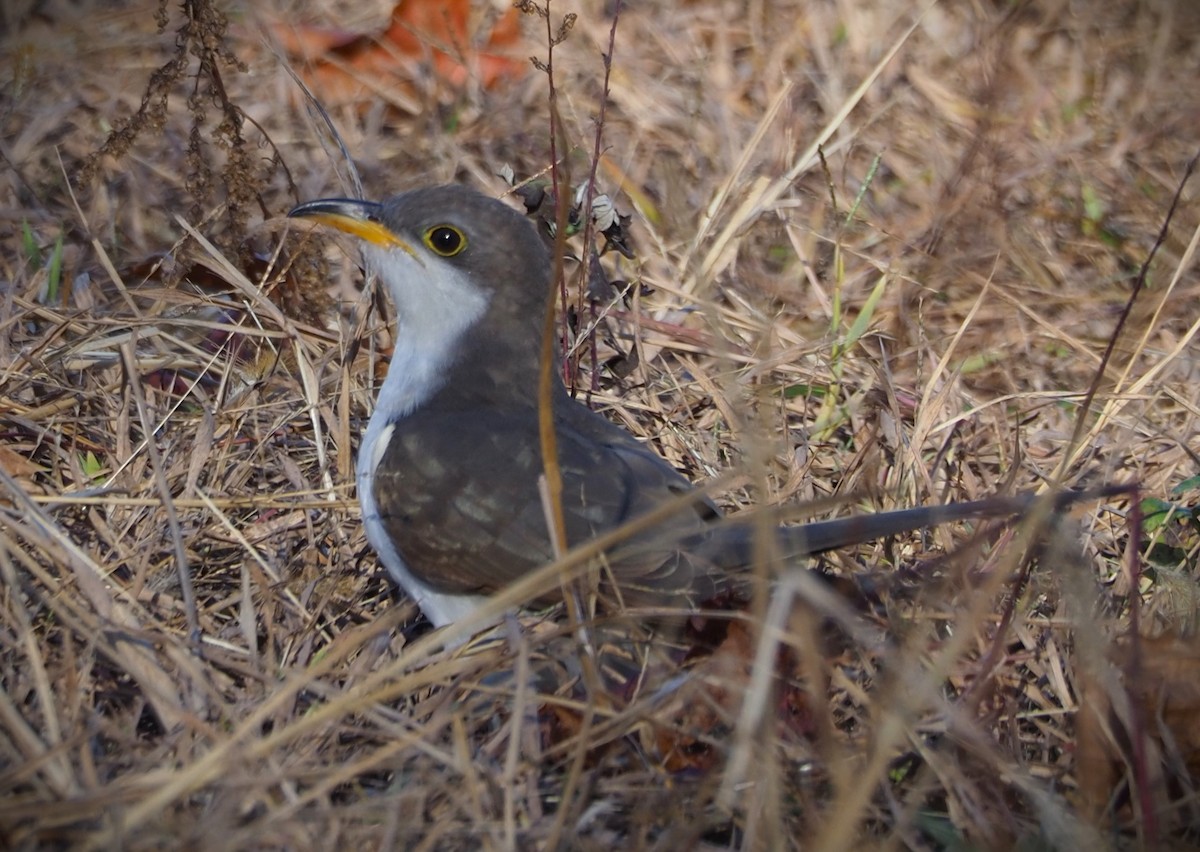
[288,184,1110,631]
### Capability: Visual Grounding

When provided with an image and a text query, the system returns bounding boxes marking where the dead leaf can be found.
[277,0,526,107]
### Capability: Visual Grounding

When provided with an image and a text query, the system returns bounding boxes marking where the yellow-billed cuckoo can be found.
[289,185,1109,629]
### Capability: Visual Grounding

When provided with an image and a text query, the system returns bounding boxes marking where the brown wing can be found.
[370,389,722,607]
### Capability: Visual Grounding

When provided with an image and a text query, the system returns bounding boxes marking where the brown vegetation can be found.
[1,0,1198,848]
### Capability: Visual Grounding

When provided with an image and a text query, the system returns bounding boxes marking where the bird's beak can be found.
[288,198,416,256]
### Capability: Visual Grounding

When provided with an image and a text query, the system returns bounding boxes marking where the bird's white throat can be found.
[363,243,490,422]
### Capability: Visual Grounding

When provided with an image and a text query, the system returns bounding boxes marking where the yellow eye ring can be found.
[424,225,466,257]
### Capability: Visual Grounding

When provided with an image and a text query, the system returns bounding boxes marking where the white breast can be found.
[355,243,492,628]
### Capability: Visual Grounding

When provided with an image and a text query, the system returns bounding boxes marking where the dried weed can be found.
[2,0,1199,848]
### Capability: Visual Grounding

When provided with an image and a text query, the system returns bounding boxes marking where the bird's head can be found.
[289,185,553,351]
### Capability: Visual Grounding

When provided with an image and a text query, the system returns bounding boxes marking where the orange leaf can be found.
[279,0,527,107]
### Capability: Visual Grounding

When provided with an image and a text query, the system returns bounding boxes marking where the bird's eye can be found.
[424,225,466,257]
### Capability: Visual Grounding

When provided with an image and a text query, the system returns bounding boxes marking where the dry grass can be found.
[2,0,1199,848]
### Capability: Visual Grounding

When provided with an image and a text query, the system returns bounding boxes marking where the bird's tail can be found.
[700,485,1125,571]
